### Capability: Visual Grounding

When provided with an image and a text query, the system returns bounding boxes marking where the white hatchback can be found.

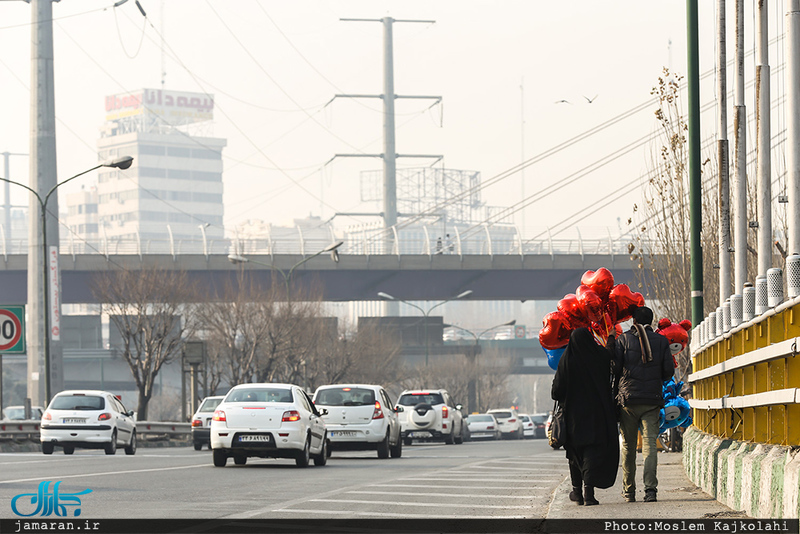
[210,383,328,468]
[487,408,524,439]
[40,390,137,455]
[313,384,402,459]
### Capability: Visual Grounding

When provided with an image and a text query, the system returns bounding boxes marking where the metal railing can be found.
[0,228,646,259]
[0,420,190,442]
[689,292,800,445]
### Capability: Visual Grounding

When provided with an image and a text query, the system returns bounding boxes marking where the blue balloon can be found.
[544,347,566,370]
[658,379,691,434]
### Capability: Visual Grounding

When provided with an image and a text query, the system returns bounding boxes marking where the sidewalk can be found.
[546,451,748,519]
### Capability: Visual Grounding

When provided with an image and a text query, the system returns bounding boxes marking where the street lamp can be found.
[228,241,343,301]
[0,155,134,403]
[377,290,473,366]
[443,320,516,413]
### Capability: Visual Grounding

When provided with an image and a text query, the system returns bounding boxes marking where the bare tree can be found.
[91,267,195,420]
[629,68,767,379]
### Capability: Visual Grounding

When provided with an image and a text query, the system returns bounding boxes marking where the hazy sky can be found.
[0,1,759,243]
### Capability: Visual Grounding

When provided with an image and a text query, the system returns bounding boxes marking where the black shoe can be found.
[569,486,584,505]
[583,486,599,506]
[644,490,657,502]
[623,493,636,503]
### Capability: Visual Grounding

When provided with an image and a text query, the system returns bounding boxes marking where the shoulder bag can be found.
[549,400,566,449]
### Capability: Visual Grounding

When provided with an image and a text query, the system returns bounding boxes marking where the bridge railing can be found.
[1,230,645,259]
[0,420,191,442]
[688,273,800,445]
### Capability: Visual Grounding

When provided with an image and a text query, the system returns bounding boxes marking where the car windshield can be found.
[50,395,105,411]
[4,408,25,419]
[490,411,512,419]
[468,415,494,423]
[530,415,547,424]
[397,393,445,406]
[198,398,223,412]
[315,387,375,406]
[521,416,531,422]
[226,388,293,403]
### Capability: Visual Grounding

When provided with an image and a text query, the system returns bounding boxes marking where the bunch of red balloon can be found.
[539,267,645,370]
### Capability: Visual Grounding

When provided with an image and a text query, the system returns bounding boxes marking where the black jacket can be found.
[613,325,674,407]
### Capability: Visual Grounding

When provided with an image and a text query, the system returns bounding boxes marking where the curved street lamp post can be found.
[377,290,473,366]
[0,155,134,403]
[443,320,516,413]
[227,241,343,302]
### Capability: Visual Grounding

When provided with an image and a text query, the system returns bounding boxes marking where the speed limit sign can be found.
[0,306,25,353]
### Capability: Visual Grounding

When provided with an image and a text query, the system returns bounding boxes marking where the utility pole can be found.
[733,0,748,294]
[331,17,442,253]
[28,0,62,406]
[787,0,800,255]
[687,0,704,327]
[756,0,772,279]
[717,0,732,303]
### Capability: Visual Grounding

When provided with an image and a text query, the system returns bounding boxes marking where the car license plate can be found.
[331,431,356,437]
[409,431,430,438]
[239,435,271,443]
[62,418,85,424]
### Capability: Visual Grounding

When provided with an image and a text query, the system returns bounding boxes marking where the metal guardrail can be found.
[688,296,800,445]
[0,420,190,441]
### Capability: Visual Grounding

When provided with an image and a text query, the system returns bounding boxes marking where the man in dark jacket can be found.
[613,306,674,503]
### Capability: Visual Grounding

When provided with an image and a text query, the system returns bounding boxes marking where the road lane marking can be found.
[369,484,549,490]
[0,463,208,484]
[347,490,539,499]
[272,509,529,519]
[310,499,531,509]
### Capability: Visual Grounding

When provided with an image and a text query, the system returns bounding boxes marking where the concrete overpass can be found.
[0,252,644,303]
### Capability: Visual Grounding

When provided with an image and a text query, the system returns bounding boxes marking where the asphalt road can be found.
[0,438,566,519]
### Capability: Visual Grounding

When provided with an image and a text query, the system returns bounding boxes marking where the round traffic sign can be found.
[0,309,22,351]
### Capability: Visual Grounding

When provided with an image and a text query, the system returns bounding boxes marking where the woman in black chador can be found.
[551,327,619,506]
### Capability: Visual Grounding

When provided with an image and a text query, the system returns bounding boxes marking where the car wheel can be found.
[194,442,202,451]
[63,445,75,455]
[124,431,137,455]
[233,454,247,465]
[377,432,390,459]
[403,437,413,447]
[104,430,117,455]
[295,436,310,468]
[390,434,402,458]
[454,425,464,445]
[445,431,454,445]
[42,442,54,455]
[213,449,227,467]
[313,439,328,466]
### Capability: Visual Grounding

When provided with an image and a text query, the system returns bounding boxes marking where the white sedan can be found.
[40,390,137,455]
[210,383,328,468]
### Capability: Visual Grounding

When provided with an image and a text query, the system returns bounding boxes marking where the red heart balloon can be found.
[557,294,590,328]
[576,285,604,323]
[607,283,645,324]
[539,311,573,350]
[581,268,615,300]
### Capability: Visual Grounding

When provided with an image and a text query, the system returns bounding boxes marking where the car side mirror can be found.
[320,408,329,416]
[126,410,134,417]
[395,406,404,413]
[456,404,463,411]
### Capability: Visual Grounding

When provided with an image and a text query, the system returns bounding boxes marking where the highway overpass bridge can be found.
[0,252,645,303]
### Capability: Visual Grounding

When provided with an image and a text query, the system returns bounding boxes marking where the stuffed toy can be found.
[655,318,692,368]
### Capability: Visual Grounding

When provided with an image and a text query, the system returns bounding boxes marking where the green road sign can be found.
[0,305,25,353]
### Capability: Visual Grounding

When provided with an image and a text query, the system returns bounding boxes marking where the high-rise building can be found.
[92,88,226,245]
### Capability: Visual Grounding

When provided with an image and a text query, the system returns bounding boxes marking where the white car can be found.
[466,413,501,440]
[210,383,328,468]
[3,405,44,420]
[313,384,402,459]
[40,390,137,455]
[191,395,225,451]
[487,408,524,439]
[519,414,535,439]
[395,389,466,445]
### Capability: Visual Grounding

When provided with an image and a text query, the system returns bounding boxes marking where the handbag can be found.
[548,400,566,449]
